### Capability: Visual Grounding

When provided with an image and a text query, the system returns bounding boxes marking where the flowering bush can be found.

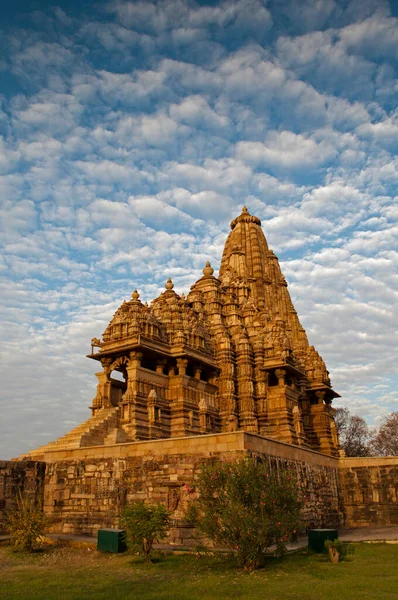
[120,501,170,562]
[188,458,302,570]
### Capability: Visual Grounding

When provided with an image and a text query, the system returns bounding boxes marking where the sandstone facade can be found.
[22,207,340,462]
[4,434,341,539]
[2,448,398,538]
[339,457,398,527]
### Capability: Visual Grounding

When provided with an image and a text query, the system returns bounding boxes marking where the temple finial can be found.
[131,289,140,301]
[165,277,174,290]
[242,205,248,213]
[202,261,214,277]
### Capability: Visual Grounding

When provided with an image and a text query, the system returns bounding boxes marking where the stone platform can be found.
[2,434,398,541]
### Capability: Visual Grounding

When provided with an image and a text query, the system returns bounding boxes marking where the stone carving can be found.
[91,337,102,353]
[226,414,238,432]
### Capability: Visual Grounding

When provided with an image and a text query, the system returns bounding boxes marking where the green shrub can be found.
[120,501,170,562]
[5,490,46,552]
[189,458,302,571]
[325,538,354,562]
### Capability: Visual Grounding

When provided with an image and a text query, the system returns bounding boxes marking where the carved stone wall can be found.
[4,434,341,541]
[0,460,45,533]
[2,448,398,540]
[43,453,340,540]
[339,457,398,527]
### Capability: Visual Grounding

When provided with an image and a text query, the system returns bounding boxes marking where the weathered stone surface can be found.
[339,457,398,527]
[1,434,340,539]
[2,445,398,540]
[42,448,340,539]
[0,460,45,533]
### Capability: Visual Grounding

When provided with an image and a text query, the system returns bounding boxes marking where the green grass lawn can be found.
[1,543,398,600]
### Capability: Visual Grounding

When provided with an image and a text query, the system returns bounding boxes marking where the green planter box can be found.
[97,528,127,553]
[308,529,338,553]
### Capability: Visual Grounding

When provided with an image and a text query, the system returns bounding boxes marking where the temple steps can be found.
[21,406,122,458]
[80,410,124,447]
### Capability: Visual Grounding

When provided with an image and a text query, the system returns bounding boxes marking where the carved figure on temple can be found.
[91,337,102,353]
[226,414,238,432]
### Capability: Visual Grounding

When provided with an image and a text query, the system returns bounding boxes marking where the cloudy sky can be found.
[0,0,397,459]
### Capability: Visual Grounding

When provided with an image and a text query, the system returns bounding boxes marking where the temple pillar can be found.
[121,351,149,440]
[236,335,258,433]
[310,391,337,456]
[147,389,164,439]
[215,332,237,430]
[169,358,196,437]
[176,358,188,377]
[266,368,298,444]
[90,371,111,415]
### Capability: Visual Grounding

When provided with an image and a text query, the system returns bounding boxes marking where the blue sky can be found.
[0,0,397,459]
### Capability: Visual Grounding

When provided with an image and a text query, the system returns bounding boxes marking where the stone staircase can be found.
[21,406,126,459]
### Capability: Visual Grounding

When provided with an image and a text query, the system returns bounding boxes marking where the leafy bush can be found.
[120,501,170,562]
[5,490,46,552]
[189,458,302,570]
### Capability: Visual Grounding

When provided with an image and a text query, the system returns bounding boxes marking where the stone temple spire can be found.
[220,206,270,309]
[219,207,314,373]
[219,206,305,336]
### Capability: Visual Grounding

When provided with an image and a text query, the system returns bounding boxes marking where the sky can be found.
[0,0,397,460]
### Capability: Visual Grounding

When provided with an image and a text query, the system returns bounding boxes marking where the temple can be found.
[25,207,340,459]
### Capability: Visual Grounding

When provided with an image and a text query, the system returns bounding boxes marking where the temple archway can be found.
[109,366,127,407]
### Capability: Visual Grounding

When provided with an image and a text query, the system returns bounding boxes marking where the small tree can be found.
[370,412,398,456]
[120,501,170,562]
[189,458,302,571]
[335,407,350,437]
[335,407,371,457]
[5,489,46,552]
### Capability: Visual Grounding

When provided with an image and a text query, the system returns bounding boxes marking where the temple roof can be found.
[92,206,334,390]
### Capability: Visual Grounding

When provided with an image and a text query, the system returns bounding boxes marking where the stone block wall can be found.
[339,457,398,527]
[43,450,341,542]
[37,433,341,541]
[0,460,46,533]
[2,439,398,543]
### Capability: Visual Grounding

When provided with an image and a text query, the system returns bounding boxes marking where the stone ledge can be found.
[20,431,339,468]
[339,456,398,468]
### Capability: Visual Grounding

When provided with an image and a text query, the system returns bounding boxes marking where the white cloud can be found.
[74,160,142,184]
[340,15,398,60]
[0,200,37,233]
[108,0,272,34]
[356,111,398,148]
[169,95,229,129]
[236,130,337,169]
[163,158,252,192]
[0,0,396,459]
[0,136,20,174]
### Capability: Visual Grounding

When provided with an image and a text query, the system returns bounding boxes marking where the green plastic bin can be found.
[97,528,127,553]
[308,529,338,553]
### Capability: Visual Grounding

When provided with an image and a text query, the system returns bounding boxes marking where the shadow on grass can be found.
[125,550,169,566]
